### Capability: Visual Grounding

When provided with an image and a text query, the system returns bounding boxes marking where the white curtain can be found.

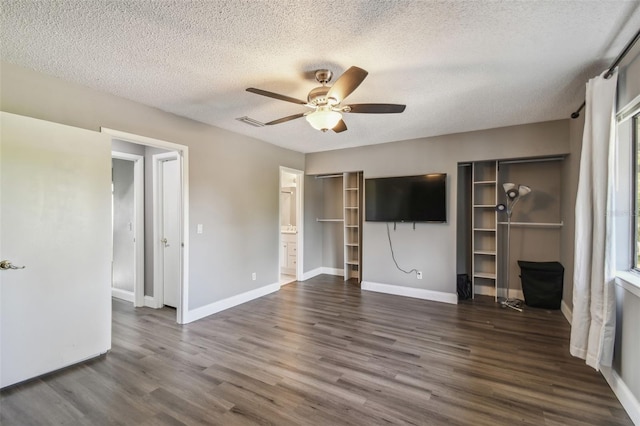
[570,68,618,370]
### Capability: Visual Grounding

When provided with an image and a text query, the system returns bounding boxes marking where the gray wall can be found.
[112,158,135,292]
[306,121,570,294]
[112,139,145,156]
[497,159,564,296]
[1,61,305,311]
[321,177,345,269]
[303,176,345,272]
[303,175,323,273]
[456,165,472,276]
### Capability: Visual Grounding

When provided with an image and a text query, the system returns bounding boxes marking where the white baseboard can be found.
[601,366,640,425]
[144,295,160,308]
[111,288,134,303]
[323,267,344,276]
[183,282,280,324]
[561,299,572,324]
[302,267,323,281]
[362,281,458,305]
[301,267,345,281]
[473,285,524,300]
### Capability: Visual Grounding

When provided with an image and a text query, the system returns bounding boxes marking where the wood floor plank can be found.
[0,275,633,425]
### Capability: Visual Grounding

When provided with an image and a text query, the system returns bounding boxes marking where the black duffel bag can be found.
[517,261,564,309]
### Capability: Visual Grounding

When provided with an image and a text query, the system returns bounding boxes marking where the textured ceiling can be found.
[1,1,640,153]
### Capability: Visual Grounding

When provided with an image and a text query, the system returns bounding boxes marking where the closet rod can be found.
[498,221,564,228]
[315,174,343,179]
[499,156,564,165]
[571,27,640,119]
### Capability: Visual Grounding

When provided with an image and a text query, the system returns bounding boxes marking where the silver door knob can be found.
[161,238,170,247]
[0,260,26,270]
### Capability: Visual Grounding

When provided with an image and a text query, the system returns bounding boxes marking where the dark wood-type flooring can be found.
[1,275,633,425]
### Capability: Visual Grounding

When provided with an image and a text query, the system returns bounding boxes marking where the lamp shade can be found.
[518,185,532,197]
[503,183,516,193]
[305,109,342,132]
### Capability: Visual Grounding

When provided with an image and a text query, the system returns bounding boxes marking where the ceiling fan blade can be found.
[265,113,305,126]
[332,119,347,133]
[346,103,406,114]
[246,88,307,105]
[327,66,368,102]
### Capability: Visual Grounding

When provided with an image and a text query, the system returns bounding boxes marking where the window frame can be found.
[633,112,639,271]
[616,96,640,277]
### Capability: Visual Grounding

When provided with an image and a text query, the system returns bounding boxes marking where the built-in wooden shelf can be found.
[474,250,496,256]
[344,172,362,282]
[472,161,498,301]
[474,272,497,280]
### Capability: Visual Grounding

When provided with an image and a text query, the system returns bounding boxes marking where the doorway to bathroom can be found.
[279,167,303,285]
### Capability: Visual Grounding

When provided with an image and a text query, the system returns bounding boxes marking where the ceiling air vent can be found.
[236,116,265,127]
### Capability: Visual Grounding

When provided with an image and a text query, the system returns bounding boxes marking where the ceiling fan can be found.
[246,66,406,133]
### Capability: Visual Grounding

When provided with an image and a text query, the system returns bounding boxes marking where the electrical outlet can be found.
[417,271,423,279]
[251,272,256,281]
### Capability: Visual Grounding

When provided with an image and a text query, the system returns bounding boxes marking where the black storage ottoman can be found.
[517,261,564,309]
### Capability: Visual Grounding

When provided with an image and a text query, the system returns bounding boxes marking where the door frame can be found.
[102,128,189,324]
[153,151,181,310]
[111,151,145,307]
[279,166,304,282]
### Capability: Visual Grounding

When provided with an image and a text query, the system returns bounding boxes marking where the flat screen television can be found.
[365,174,446,222]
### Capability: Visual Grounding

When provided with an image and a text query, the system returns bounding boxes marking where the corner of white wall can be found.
[301,267,323,281]
[301,267,344,281]
[561,299,572,324]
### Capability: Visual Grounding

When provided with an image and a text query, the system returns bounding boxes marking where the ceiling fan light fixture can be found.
[305,109,342,132]
[246,66,406,133]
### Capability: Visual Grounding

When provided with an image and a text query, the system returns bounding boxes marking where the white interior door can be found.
[0,112,112,388]
[161,158,181,308]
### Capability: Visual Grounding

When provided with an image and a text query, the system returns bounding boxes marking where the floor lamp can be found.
[496,183,531,312]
